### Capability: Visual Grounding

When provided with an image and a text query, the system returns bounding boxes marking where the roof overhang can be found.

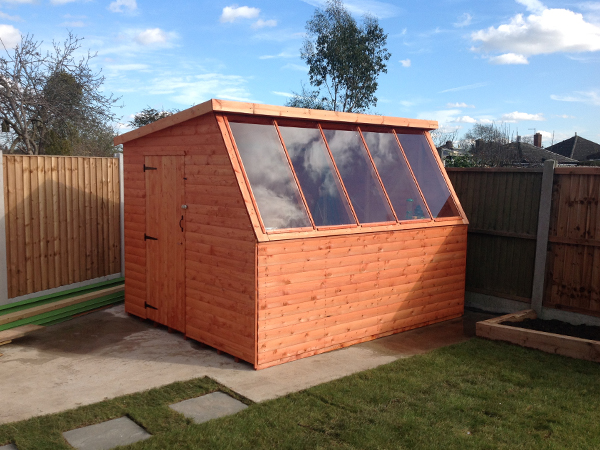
[114,98,439,146]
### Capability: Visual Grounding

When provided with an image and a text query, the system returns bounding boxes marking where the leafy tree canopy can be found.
[287,0,391,113]
[129,106,180,128]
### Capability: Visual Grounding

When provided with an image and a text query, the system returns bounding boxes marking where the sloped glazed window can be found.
[396,133,459,218]
[228,119,312,230]
[362,129,431,221]
[322,127,395,224]
[277,120,355,227]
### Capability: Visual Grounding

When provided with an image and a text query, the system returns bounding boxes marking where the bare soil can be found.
[504,318,600,341]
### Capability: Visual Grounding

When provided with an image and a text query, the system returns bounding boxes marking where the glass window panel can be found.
[362,130,431,221]
[396,133,460,218]
[322,128,395,224]
[228,120,312,230]
[277,121,355,227]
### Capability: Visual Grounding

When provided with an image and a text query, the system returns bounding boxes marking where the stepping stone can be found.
[0,444,18,450]
[62,417,151,450]
[169,392,247,424]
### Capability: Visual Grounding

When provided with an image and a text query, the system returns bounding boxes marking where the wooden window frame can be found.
[222,114,467,241]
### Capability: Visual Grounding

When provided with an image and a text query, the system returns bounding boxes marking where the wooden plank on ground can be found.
[0,285,124,326]
[0,324,44,343]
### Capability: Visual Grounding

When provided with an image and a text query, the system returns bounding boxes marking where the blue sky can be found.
[1,0,599,145]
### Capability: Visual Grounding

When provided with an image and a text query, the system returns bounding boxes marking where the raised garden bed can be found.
[476,309,600,363]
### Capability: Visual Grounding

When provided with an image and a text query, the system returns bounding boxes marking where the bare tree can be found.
[0,32,120,155]
[460,122,521,167]
[430,128,458,149]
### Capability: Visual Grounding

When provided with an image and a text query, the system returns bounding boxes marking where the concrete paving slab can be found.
[62,417,151,450]
[0,443,18,450]
[169,392,248,424]
[0,305,496,424]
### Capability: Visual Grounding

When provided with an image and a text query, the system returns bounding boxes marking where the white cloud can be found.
[134,28,176,46]
[259,51,296,59]
[300,0,401,19]
[553,114,575,119]
[489,53,529,64]
[0,24,20,49]
[447,102,475,108]
[282,63,308,72]
[454,13,472,28]
[220,5,260,23]
[452,116,478,123]
[551,90,600,105]
[147,73,253,104]
[399,100,416,107]
[109,0,137,13]
[272,91,293,97]
[106,63,150,72]
[516,0,545,14]
[501,111,545,122]
[472,5,600,64]
[252,19,277,29]
[0,11,21,21]
[51,0,78,4]
[417,109,462,124]
[438,82,487,93]
[399,58,411,67]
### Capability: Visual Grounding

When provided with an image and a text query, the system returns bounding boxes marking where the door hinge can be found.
[144,302,158,310]
[143,164,157,172]
[144,234,158,241]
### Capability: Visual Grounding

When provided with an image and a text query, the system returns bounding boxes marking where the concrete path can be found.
[0,304,493,424]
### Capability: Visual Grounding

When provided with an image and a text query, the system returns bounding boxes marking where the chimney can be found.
[534,132,542,148]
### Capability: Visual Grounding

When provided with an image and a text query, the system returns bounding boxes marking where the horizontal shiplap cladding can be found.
[114,99,438,145]
[255,225,466,367]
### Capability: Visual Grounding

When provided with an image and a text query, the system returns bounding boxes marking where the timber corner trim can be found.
[476,309,600,363]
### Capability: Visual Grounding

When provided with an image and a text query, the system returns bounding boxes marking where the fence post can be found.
[0,151,9,304]
[531,159,556,315]
[119,153,125,278]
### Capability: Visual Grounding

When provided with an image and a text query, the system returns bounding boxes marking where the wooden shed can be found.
[115,99,468,369]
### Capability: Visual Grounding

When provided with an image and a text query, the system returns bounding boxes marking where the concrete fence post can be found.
[119,153,125,278]
[0,151,9,304]
[531,159,556,315]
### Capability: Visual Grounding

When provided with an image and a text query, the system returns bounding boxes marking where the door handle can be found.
[179,215,184,232]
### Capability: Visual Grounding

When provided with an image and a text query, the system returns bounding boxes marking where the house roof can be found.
[503,142,578,164]
[114,99,438,145]
[545,135,600,161]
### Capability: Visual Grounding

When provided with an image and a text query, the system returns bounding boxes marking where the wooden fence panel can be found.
[2,155,121,299]
[447,168,543,302]
[545,170,600,316]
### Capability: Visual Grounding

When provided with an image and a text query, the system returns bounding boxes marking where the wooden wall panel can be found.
[2,155,121,299]
[122,113,257,364]
[447,168,542,302]
[545,172,600,316]
[256,225,467,369]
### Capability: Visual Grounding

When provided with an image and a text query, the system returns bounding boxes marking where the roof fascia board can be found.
[114,99,438,145]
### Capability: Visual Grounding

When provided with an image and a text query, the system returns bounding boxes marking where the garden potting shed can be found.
[116,99,468,369]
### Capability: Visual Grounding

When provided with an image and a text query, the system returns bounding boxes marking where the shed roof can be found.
[114,99,439,145]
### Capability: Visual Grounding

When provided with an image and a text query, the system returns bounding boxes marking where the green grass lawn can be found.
[1,338,599,449]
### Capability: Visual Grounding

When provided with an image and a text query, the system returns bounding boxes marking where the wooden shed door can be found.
[144,155,186,332]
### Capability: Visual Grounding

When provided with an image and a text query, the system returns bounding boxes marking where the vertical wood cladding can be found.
[3,155,121,299]
[122,113,256,363]
[256,225,467,368]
